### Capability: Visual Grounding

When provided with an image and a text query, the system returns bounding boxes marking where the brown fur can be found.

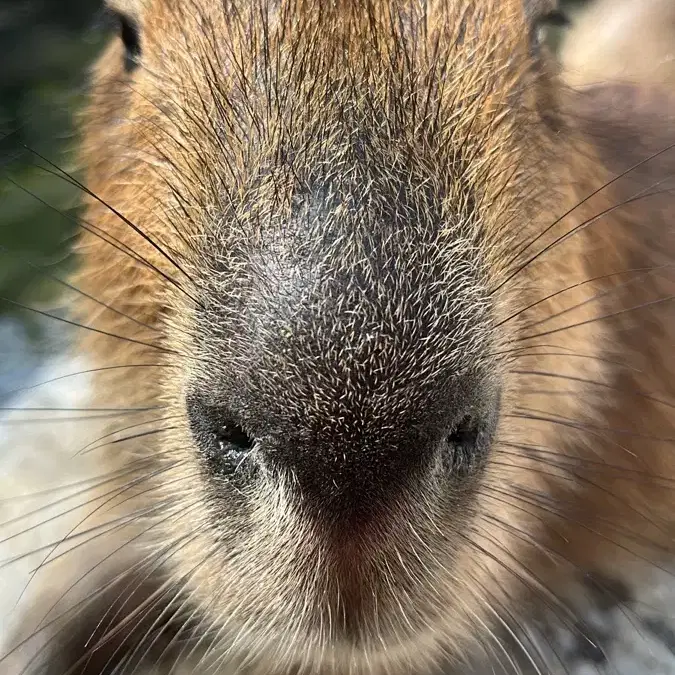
[4,1,675,673]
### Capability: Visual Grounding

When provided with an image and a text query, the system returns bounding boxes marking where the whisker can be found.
[518,294,675,343]
[0,296,179,354]
[506,349,641,371]
[0,244,163,335]
[102,539,220,674]
[42,502,206,675]
[24,458,186,582]
[3,501,201,674]
[75,415,181,456]
[3,174,197,307]
[485,476,670,549]
[0,406,160,413]
[0,456,185,541]
[0,502,160,572]
[506,407,675,444]
[0,363,170,400]
[512,369,675,411]
[497,442,675,486]
[494,139,675,293]
[80,425,180,456]
[23,145,199,290]
[460,532,573,673]
[468,535,601,673]
[0,458,175,545]
[27,469,202,578]
[0,452,171,506]
[0,556,145,670]
[486,482,674,572]
[496,264,672,330]
[500,186,674,297]
[0,410,167,424]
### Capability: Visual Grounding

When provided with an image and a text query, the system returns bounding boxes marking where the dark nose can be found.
[187,378,499,518]
[187,181,500,517]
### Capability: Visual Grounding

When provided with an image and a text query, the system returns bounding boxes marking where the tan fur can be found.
[4,1,675,673]
[562,0,675,87]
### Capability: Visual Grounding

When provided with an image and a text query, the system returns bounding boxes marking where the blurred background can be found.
[0,0,589,397]
[0,0,109,397]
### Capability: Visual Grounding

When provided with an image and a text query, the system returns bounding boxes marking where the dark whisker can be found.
[486,470,671,542]
[75,415,182,456]
[496,264,671,330]
[494,139,675,293]
[0,244,162,335]
[85,425,179,451]
[505,348,641,372]
[485,482,674,574]
[512,369,675,411]
[499,187,674,297]
[94,535,217,674]
[0,406,160,413]
[497,444,675,487]
[0,411,167,424]
[0,454,173,507]
[23,470,195,624]
[23,145,199,290]
[518,294,675,344]
[459,527,580,664]
[3,501,201,674]
[0,363,170,400]
[3,174,198,308]
[0,475,158,552]
[33,498,206,673]
[506,408,675,445]
[0,296,179,354]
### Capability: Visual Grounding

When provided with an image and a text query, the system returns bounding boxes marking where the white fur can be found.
[0,350,103,662]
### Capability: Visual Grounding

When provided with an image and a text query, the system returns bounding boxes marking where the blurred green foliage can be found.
[0,0,108,322]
